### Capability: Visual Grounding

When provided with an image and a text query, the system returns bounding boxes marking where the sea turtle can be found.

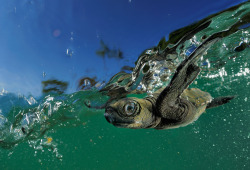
[104,33,234,130]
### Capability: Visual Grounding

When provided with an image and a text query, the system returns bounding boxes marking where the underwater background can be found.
[0,0,249,169]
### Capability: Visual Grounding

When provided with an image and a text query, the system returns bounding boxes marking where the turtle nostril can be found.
[105,107,114,114]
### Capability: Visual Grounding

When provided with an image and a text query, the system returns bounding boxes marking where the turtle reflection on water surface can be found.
[104,34,234,130]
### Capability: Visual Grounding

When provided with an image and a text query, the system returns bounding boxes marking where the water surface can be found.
[0,0,249,169]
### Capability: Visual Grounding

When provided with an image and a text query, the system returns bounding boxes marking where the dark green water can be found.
[1,2,250,170]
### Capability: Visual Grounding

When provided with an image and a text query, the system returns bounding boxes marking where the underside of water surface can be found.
[0,1,250,170]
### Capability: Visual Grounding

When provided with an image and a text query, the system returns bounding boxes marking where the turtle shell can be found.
[181,88,212,107]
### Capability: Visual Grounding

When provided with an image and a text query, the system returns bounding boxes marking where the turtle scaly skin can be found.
[153,88,212,130]
[104,32,234,130]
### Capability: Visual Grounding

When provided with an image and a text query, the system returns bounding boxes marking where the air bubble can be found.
[66,48,74,57]
[70,32,74,41]
[42,72,46,78]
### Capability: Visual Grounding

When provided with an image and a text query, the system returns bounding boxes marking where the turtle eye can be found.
[124,102,136,116]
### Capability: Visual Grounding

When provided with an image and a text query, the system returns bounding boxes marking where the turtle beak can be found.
[104,107,115,123]
[104,113,114,123]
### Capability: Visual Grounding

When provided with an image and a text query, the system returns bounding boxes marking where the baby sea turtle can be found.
[104,34,234,130]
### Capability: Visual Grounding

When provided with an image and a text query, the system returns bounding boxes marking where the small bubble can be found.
[66,48,74,57]
[42,71,46,78]
[8,151,13,156]
[145,50,152,54]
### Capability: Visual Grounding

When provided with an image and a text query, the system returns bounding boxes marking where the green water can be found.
[1,2,250,170]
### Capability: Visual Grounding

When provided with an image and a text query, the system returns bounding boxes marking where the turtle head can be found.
[104,97,159,129]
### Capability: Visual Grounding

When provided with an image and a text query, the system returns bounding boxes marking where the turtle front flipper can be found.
[155,35,221,119]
